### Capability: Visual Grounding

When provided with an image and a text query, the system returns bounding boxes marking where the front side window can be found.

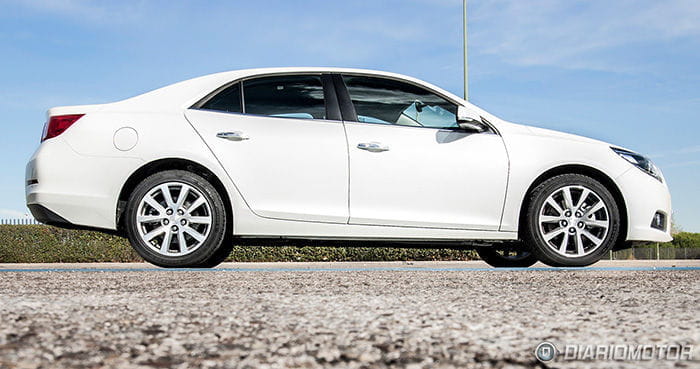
[342,75,457,129]
[243,75,326,119]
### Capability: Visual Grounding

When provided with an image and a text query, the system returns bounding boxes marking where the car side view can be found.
[25,68,672,268]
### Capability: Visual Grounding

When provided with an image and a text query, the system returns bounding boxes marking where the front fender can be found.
[499,131,630,233]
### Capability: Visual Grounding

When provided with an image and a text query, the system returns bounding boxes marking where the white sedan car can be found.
[25,68,672,268]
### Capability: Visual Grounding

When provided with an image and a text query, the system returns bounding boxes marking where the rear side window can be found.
[200,82,242,113]
[342,75,457,129]
[243,75,326,119]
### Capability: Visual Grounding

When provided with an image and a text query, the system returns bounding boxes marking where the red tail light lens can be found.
[41,114,84,142]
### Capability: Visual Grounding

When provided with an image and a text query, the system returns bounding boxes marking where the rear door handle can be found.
[216,131,249,141]
[357,142,389,152]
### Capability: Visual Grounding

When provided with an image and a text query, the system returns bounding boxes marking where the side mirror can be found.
[457,106,486,133]
[414,100,426,112]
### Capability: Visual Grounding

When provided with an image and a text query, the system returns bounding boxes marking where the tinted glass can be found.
[243,75,325,119]
[200,83,242,113]
[342,75,457,128]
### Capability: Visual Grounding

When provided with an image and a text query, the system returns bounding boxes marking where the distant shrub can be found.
[3,225,696,264]
[669,232,700,248]
[0,225,477,263]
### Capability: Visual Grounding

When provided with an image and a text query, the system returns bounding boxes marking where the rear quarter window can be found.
[200,83,242,113]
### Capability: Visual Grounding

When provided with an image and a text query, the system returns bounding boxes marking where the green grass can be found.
[0,225,477,263]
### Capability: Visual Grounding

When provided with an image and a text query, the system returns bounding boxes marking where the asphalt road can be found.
[1,261,699,369]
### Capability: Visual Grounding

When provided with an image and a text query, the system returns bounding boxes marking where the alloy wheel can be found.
[135,182,213,256]
[538,185,610,257]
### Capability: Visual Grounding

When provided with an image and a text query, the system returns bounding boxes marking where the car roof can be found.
[112,67,465,111]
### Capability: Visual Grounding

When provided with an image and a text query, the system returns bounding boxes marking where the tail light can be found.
[41,114,84,142]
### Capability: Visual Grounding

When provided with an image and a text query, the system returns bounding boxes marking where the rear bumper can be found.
[616,167,673,243]
[25,138,143,231]
[27,203,122,235]
[27,204,70,226]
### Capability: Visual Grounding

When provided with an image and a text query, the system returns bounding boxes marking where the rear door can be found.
[185,74,349,223]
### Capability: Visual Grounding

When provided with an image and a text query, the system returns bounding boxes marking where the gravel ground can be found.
[0,264,698,369]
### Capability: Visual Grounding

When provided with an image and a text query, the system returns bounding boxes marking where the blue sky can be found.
[0,0,698,231]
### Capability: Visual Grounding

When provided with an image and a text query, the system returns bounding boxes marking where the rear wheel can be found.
[125,170,229,268]
[523,174,620,267]
[476,243,538,268]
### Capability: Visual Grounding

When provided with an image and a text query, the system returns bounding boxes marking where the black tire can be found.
[195,234,234,268]
[125,170,229,268]
[476,243,538,268]
[523,174,620,267]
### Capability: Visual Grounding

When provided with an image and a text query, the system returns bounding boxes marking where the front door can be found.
[339,74,509,230]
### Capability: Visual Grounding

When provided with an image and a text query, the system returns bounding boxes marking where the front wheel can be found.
[523,174,621,267]
[124,170,229,268]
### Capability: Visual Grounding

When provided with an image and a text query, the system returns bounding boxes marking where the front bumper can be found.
[615,167,673,242]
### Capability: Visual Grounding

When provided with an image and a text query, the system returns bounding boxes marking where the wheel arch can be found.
[116,158,233,235]
[518,164,628,249]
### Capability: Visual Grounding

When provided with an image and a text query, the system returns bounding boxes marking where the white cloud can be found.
[651,145,700,159]
[7,0,450,65]
[12,0,700,74]
[665,160,700,168]
[0,209,30,219]
[679,145,700,154]
[15,0,146,25]
[471,0,700,71]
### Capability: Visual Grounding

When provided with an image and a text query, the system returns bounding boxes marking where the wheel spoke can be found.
[144,197,166,215]
[546,199,564,215]
[582,230,603,246]
[175,185,190,209]
[160,184,176,208]
[574,233,585,255]
[585,219,609,229]
[188,216,211,224]
[137,214,163,223]
[544,227,565,241]
[187,197,206,214]
[143,226,166,241]
[576,189,590,209]
[558,233,569,253]
[184,227,206,242]
[561,188,574,209]
[160,231,173,252]
[540,215,563,223]
[583,202,605,217]
[177,232,188,253]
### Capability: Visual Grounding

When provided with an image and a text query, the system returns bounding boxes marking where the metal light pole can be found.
[463,0,469,100]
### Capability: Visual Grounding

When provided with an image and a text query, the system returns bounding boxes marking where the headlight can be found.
[611,147,663,182]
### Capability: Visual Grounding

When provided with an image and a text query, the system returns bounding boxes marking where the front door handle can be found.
[216,131,249,141]
[357,142,389,152]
